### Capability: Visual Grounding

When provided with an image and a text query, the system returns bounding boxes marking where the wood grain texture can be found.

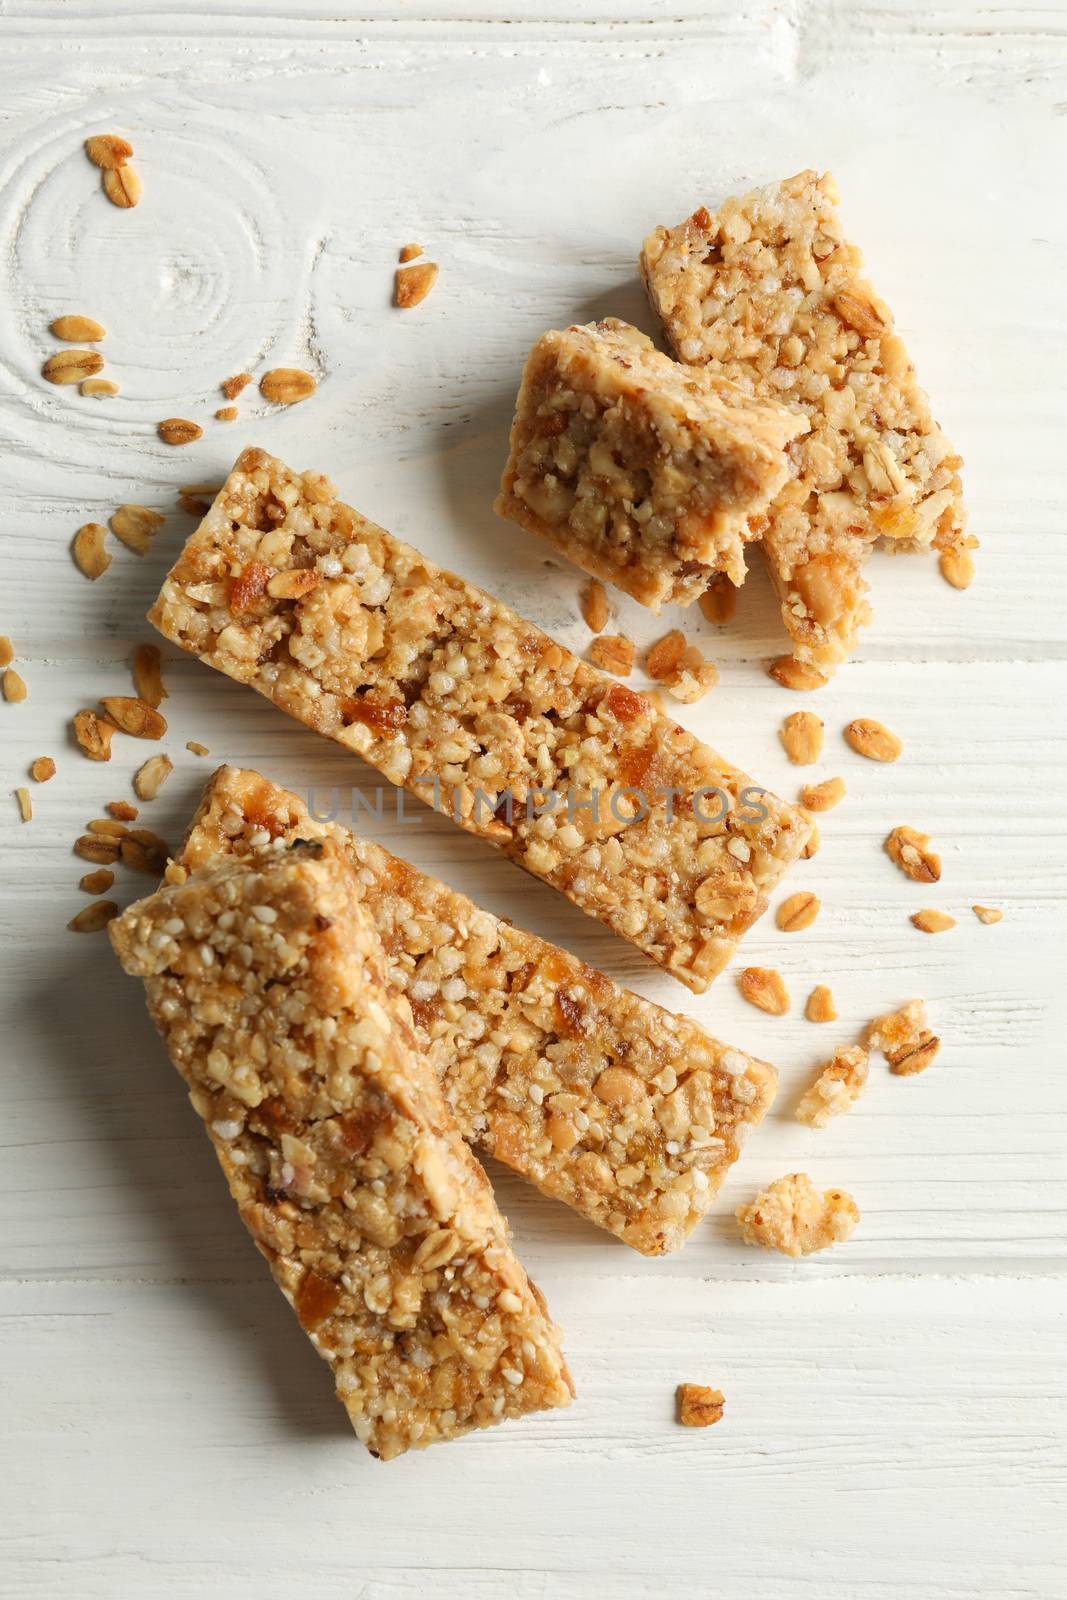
[1,4,1064,1596]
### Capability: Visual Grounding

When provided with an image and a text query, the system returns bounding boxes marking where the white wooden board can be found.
[1,5,1065,1596]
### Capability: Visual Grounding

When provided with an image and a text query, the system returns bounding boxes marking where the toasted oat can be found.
[588,634,634,677]
[844,718,903,763]
[100,696,166,739]
[15,787,32,822]
[42,349,104,385]
[131,643,167,708]
[805,984,837,1023]
[222,373,252,400]
[74,833,120,864]
[973,904,1003,925]
[738,966,790,1015]
[698,574,737,625]
[0,637,12,667]
[677,1384,725,1428]
[107,800,139,821]
[800,814,820,858]
[110,504,164,554]
[215,406,238,422]
[800,776,845,812]
[186,740,210,757]
[73,709,115,761]
[30,757,56,783]
[399,242,423,263]
[79,868,115,894]
[84,133,133,170]
[102,165,142,208]
[647,630,687,680]
[87,818,128,838]
[795,1046,868,1128]
[884,824,940,884]
[395,261,439,308]
[266,569,321,601]
[72,522,111,580]
[776,890,820,932]
[768,655,828,691]
[939,546,976,590]
[780,710,823,765]
[580,578,610,633]
[158,418,203,446]
[260,368,316,405]
[179,483,223,497]
[133,753,174,801]
[80,379,119,398]
[736,1172,859,1256]
[665,645,718,704]
[3,668,28,703]
[179,493,210,517]
[911,908,955,934]
[68,900,119,933]
[51,314,105,342]
[867,999,940,1075]
[121,832,168,874]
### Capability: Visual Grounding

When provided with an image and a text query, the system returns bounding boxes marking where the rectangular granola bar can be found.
[150,448,812,992]
[177,765,779,1256]
[110,840,573,1459]
[641,170,969,671]
[494,317,806,608]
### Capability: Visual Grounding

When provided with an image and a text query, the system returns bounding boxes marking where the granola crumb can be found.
[51,314,105,342]
[780,710,823,765]
[844,718,903,763]
[736,1172,859,1256]
[776,891,820,932]
[72,522,111,580]
[579,578,610,633]
[260,368,317,406]
[911,908,955,934]
[399,242,423,262]
[795,1046,868,1127]
[3,667,28,703]
[84,134,133,170]
[799,776,845,812]
[158,418,203,446]
[131,643,167,708]
[738,966,790,1015]
[867,999,940,1075]
[972,904,1003,925]
[73,709,115,761]
[67,899,119,932]
[79,868,115,894]
[186,740,210,757]
[133,753,174,801]
[677,1384,725,1428]
[80,378,119,398]
[215,406,238,422]
[885,824,940,883]
[102,165,142,208]
[768,655,828,691]
[30,757,56,783]
[805,984,837,1023]
[698,574,737,626]
[15,786,32,822]
[222,373,252,401]
[107,800,138,821]
[395,261,439,308]
[588,634,634,677]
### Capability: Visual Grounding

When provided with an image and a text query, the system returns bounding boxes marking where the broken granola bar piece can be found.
[677,1383,725,1427]
[736,1172,859,1256]
[178,766,779,1256]
[641,171,968,671]
[866,999,940,1075]
[495,318,806,609]
[150,449,813,994]
[795,1046,868,1127]
[109,842,573,1458]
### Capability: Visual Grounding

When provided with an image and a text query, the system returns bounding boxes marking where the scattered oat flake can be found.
[665,645,718,704]
[222,373,252,400]
[677,1384,725,1428]
[800,814,820,859]
[780,710,823,765]
[43,349,104,385]
[647,630,687,681]
[805,984,837,1023]
[88,817,127,838]
[776,891,820,932]
[51,314,105,342]
[768,655,828,691]
[79,868,115,894]
[844,718,903,762]
[939,546,976,590]
[107,800,139,821]
[73,709,115,761]
[885,824,940,884]
[110,504,164,554]
[158,418,203,446]
[737,1172,859,1256]
[81,379,119,398]
[800,776,845,812]
[738,966,790,1016]
[795,1046,869,1128]
[100,696,167,739]
[698,574,736,626]
[68,900,119,933]
[399,242,423,263]
[30,757,56,783]
[0,637,13,668]
[179,493,210,517]
[973,904,1003,925]
[131,643,167,707]
[103,165,142,208]
[74,833,119,864]
[259,368,316,405]
[867,999,940,1075]
[579,578,610,633]
[180,483,223,497]
[72,522,111,580]
[186,740,210,757]
[121,828,169,874]
[395,261,439,308]
[3,668,27,703]
[85,133,133,170]
[15,787,32,822]
[215,406,238,421]
[911,908,955,934]
[589,634,634,677]
[133,753,174,801]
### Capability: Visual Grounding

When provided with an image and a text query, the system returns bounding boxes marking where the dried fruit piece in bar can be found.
[495,318,806,610]
[641,171,968,672]
[150,449,813,994]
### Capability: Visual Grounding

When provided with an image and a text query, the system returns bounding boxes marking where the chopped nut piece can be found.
[3,668,28,703]
[158,418,203,446]
[259,368,317,405]
[698,574,737,625]
[186,741,210,757]
[588,634,634,677]
[940,546,976,590]
[42,349,104,385]
[399,242,423,262]
[84,133,133,170]
[844,718,903,763]
[131,643,167,708]
[768,655,828,691]
[30,757,56,783]
[215,405,238,422]
[580,578,610,633]
[800,776,845,812]
[15,786,32,822]
[795,1046,868,1127]
[395,261,439,307]
[776,890,820,932]
[72,522,111,580]
[110,504,164,555]
[99,696,167,739]
[647,630,687,681]
[102,165,142,208]
[0,637,12,667]
[133,753,174,801]
[736,1172,859,1256]
[885,824,940,883]
[780,710,823,765]
[79,868,115,894]
[867,999,940,1075]
[664,644,718,704]
[911,908,955,934]
[805,985,837,1023]
[50,314,105,342]
[973,904,1003,925]
[80,378,119,398]
[68,899,119,932]
[265,568,321,601]
[73,708,115,760]
[74,833,120,864]
[107,800,138,821]
[739,966,790,1015]
[677,1384,725,1428]
[222,373,252,401]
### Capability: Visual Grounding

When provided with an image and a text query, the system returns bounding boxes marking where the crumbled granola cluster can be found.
[641,170,969,671]
[867,999,940,1075]
[180,766,779,1256]
[736,1171,859,1256]
[110,842,573,1459]
[151,449,812,993]
[795,1046,869,1128]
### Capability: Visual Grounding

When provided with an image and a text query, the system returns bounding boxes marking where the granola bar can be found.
[149,448,812,993]
[178,765,779,1256]
[110,841,573,1458]
[641,170,969,671]
[494,318,806,608]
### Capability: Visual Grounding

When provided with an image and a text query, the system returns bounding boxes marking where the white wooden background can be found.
[1,4,1065,1596]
